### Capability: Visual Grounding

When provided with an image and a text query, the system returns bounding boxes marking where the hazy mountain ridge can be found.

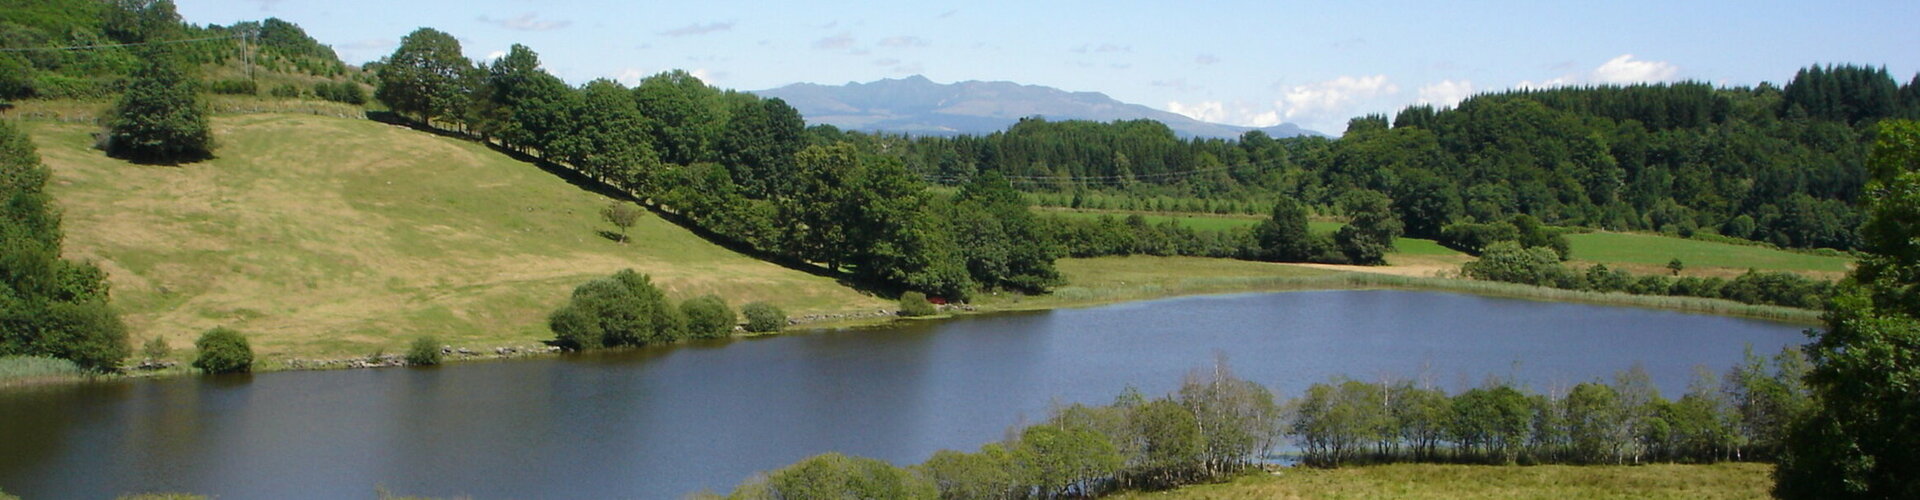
[753,75,1321,138]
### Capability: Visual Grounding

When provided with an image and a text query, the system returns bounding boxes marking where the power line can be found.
[0,33,245,53]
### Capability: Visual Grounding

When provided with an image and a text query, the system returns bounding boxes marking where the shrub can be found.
[404,336,442,366]
[732,453,935,500]
[1460,241,1575,287]
[267,83,303,98]
[191,327,252,374]
[679,295,735,339]
[898,291,936,317]
[208,79,257,95]
[742,302,785,333]
[141,335,171,360]
[546,269,684,350]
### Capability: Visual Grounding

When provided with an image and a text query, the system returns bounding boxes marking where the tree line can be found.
[372,32,1059,300]
[707,349,1811,499]
[844,67,1920,253]
[0,0,353,101]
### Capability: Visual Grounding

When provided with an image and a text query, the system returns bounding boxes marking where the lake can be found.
[0,290,1811,499]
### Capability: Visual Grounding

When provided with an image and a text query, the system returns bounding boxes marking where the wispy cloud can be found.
[1194,54,1220,65]
[1152,79,1202,92]
[879,35,930,48]
[478,13,572,32]
[659,21,735,37]
[814,32,856,50]
[1072,43,1132,54]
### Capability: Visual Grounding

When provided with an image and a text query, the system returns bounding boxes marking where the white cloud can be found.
[484,50,506,61]
[1517,54,1680,89]
[1277,75,1399,119]
[1167,100,1283,127]
[1591,54,1679,84]
[1194,54,1220,65]
[1167,100,1227,123]
[614,68,650,86]
[659,21,735,37]
[1417,80,1475,107]
[479,13,571,32]
[1516,77,1574,90]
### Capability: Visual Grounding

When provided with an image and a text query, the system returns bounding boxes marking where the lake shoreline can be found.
[1,269,1821,390]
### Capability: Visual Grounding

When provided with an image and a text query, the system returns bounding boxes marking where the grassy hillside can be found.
[25,113,889,360]
[1113,463,1771,500]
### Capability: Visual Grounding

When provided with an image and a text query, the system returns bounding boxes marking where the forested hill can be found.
[753,75,1321,138]
[0,0,362,102]
[852,65,1920,252]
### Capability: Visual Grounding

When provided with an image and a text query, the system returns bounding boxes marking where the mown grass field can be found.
[1038,209,1850,275]
[1113,463,1772,500]
[25,114,889,361]
[1038,209,1464,258]
[1567,231,1852,276]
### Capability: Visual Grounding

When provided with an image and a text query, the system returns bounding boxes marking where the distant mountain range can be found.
[752,75,1322,139]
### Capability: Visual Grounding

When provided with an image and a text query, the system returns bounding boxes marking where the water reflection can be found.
[0,291,1809,499]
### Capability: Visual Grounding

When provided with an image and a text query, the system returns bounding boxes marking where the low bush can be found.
[742,302,785,333]
[404,336,442,366]
[680,295,736,339]
[141,336,171,360]
[191,327,253,374]
[207,79,257,95]
[897,291,937,317]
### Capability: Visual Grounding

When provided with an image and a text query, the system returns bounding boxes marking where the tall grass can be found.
[1113,463,1773,500]
[1049,272,1822,324]
[0,356,90,386]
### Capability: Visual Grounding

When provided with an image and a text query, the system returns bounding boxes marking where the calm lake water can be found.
[0,290,1811,499]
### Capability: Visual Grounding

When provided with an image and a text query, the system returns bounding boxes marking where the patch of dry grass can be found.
[24,114,888,360]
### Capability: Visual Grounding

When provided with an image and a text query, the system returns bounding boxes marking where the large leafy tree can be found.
[0,121,128,371]
[952,171,1060,292]
[102,46,210,163]
[718,97,807,198]
[632,70,726,166]
[375,28,474,126]
[1775,119,1920,499]
[1253,196,1313,261]
[1333,189,1403,265]
[566,79,660,192]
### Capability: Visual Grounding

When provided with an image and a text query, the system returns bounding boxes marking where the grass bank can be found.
[1113,462,1772,500]
[975,256,1822,325]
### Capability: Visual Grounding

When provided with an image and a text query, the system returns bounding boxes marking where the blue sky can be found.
[180,0,1920,133]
